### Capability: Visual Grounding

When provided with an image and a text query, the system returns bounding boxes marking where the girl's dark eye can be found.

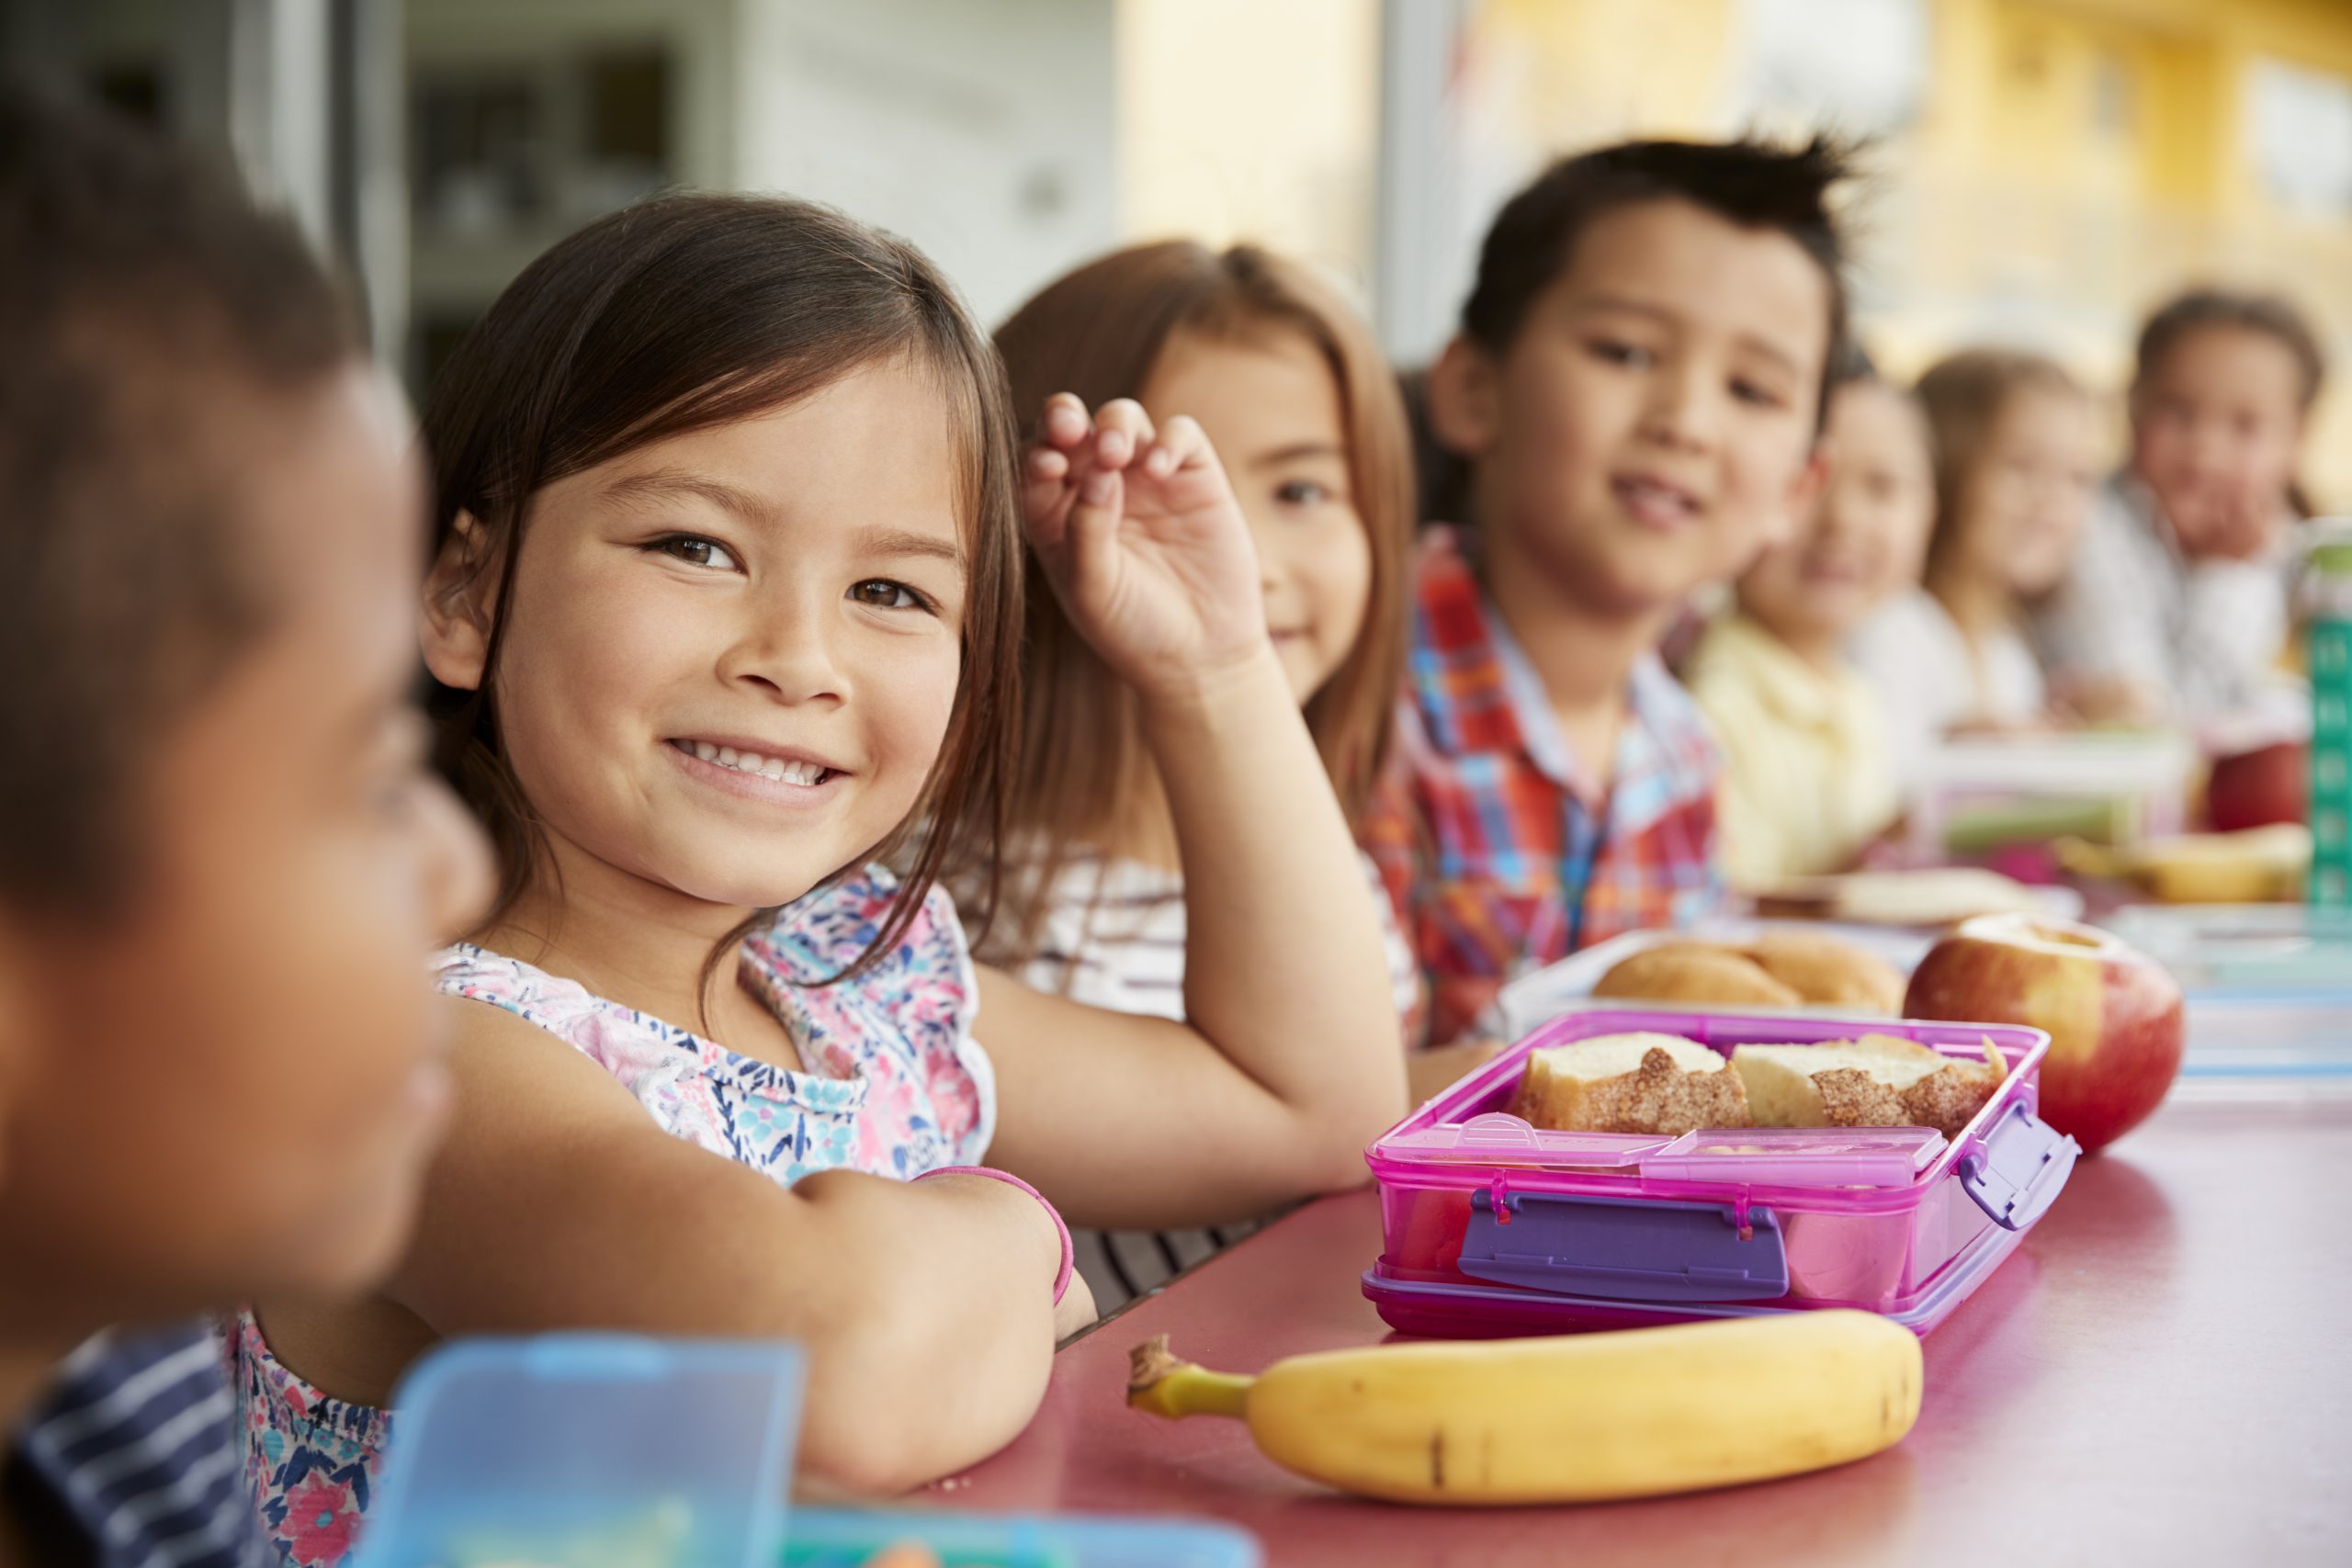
[1733,378,1786,409]
[1590,338,1650,367]
[653,536,741,571]
[1274,479,1332,507]
[849,579,926,611]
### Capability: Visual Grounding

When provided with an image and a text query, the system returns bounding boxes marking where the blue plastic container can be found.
[354,1334,1258,1568]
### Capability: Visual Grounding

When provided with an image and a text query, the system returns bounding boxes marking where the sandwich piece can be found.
[1509,1032,1754,1135]
[1730,1035,2007,1138]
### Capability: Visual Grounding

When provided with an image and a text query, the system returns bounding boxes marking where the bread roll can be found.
[1590,944,1803,1009]
[1742,931,1905,1014]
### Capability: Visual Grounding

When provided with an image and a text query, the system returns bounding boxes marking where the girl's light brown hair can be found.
[988,241,1413,955]
[1915,347,2085,586]
[422,194,1023,1004]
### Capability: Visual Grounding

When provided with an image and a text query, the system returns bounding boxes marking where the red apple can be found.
[2205,740,2307,832]
[1903,913,2185,1155]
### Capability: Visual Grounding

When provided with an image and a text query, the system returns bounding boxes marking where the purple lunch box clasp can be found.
[1456,1188,1792,1303]
[1958,1100,2080,1230]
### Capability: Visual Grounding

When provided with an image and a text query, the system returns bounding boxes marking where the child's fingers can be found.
[1023,450,1077,552]
[1091,397,1155,470]
[1041,392,1091,451]
[1141,413,1210,479]
[1063,465,1125,604]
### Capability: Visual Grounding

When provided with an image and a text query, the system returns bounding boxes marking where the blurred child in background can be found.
[1851,349,2098,768]
[986,242,1421,1302]
[1366,138,1848,1054]
[2036,288,2326,730]
[0,85,491,1567]
[1686,350,1935,888]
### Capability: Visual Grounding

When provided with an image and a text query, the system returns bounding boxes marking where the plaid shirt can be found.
[1363,527,1724,1048]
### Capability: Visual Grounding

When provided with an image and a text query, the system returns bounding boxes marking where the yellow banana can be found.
[1127,1310,1921,1506]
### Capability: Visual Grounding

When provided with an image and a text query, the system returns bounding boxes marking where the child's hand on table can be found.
[1021,392,1272,703]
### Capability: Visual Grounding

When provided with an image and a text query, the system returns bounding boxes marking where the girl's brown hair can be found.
[988,241,1413,955]
[422,194,1023,998]
[1914,347,2084,585]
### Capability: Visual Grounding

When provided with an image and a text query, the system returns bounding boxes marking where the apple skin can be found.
[1903,913,2186,1155]
[2206,741,2307,833]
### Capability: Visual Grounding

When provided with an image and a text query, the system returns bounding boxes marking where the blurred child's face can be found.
[1739,379,1935,648]
[429,360,966,917]
[2133,323,2307,551]
[1958,384,2099,599]
[1441,197,1830,615]
[1139,327,1371,704]
[0,367,492,1320]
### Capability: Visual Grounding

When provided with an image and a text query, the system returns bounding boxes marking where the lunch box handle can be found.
[1958,1100,2080,1231]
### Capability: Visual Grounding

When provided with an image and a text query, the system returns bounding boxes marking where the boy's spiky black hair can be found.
[1462,135,1858,427]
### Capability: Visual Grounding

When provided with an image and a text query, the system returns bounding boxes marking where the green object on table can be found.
[1942,795,2126,853]
[2309,531,2352,908]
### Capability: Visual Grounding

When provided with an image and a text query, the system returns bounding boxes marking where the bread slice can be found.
[1731,1035,2007,1137]
[1742,931,1905,1014]
[1508,1033,1754,1135]
[1591,944,1803,1009]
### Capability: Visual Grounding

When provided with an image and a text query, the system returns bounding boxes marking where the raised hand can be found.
[1020,393,1272,703]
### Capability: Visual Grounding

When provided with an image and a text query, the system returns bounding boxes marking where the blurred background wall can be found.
[6,0,2346,506]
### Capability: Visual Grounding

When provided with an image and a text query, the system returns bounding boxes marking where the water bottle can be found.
[2306,523,2352,907]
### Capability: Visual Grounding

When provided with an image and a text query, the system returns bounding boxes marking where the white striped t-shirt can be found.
[1001,850,1420,1312]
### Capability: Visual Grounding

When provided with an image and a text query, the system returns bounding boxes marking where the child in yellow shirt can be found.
[1686,354,1936,889]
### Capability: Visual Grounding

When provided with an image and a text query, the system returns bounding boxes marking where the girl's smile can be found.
[664,736,851,802]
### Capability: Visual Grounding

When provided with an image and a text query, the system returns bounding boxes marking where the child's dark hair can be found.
[1411,136,1858,526]
[422,193,1022,992]
[0,81,359,917]
[1464,136,1856,426]
[2132,287,2327,412]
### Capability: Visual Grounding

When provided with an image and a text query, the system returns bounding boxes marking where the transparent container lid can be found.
[356,1336,1265,1568]
[356,1335,801,1568]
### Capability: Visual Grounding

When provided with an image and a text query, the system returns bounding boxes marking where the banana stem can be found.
[1126,1336,1253,1420]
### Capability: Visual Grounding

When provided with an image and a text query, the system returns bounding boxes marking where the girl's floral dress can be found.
[227,870,992,1565]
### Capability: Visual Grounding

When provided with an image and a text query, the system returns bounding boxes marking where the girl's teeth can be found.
[681,740,827,785]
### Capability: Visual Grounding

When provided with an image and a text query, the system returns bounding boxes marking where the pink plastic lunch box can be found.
[1363,1007,2080,1337]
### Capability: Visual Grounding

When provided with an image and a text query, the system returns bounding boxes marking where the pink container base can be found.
[1366,1005,2078,1336]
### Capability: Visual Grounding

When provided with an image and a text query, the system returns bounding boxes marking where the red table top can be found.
[938,1096,2352,1565]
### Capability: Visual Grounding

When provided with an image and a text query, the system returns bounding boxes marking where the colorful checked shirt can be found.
[1363,526,1724,1049]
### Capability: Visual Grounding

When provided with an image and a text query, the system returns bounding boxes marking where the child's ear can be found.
[421,512,499,694]
[1427,335,1502,458]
